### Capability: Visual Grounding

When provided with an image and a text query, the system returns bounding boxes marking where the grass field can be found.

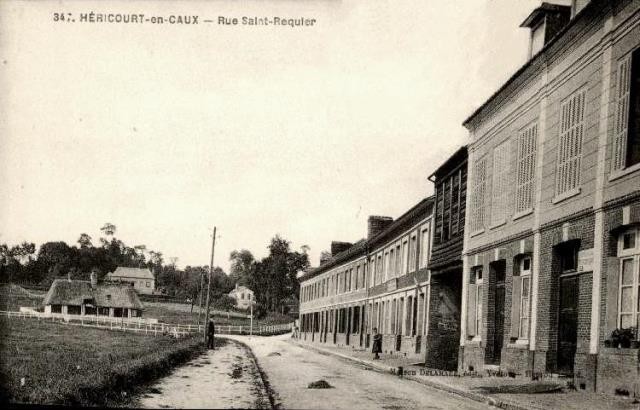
[142,302,293,327]
[0,316,209,406]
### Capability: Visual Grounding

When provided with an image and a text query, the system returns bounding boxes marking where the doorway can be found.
[488,261,506,365]
[557,275,578,375]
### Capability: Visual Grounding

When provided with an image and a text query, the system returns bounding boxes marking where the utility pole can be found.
[203,226,216,342]
[197,269,205,326]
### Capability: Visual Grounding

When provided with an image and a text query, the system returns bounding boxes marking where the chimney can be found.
[520,3,571,60]
[319,252,332,266]
[90,271,98,289]
[67,273,72,282]
[367,215,394,239]
[330,241,352,256]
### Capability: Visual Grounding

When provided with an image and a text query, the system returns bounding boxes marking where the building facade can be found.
[107,267,156,295]
[426,146,468,370]
[229,284,255,309]
[460,0,640,396]
[298,198,434,360]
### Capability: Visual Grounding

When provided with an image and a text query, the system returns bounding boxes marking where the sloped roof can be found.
[108,267,154,280]
[229,285,253,295]
[42,279,144,309]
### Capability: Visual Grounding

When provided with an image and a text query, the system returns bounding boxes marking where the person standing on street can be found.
[372,327,382,360]
[207,319,215,349]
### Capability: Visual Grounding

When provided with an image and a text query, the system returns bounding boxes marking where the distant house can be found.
[107,267,155,295]
[228,284,254,310]
[42,272,144,318]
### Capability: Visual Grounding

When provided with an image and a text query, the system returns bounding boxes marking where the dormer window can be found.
[520,3,571,60]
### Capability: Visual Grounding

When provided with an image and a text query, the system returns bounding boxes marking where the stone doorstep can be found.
[290,340,543,410]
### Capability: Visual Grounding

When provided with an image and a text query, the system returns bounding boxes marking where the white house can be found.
[107,267,155,295]
[228,284,254,310]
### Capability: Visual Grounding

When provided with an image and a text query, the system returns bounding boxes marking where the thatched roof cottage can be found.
[42,272,144,318]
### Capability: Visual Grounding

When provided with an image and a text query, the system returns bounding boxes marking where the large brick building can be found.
[298,197,434,360]
[459,0,640,396]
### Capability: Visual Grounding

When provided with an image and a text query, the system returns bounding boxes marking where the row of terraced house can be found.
[298,0,640,396]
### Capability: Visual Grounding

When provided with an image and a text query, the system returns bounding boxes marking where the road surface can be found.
[136,339,269,409]
[226,333,491,410]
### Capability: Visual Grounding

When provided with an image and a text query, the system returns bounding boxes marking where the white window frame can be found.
[519,257,532,341]
[617,227,640,335]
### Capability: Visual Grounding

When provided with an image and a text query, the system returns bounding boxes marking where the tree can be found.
[248,235,309,312]
[77,233,92,249]
[229,249,255,286]
[100,223,116,237]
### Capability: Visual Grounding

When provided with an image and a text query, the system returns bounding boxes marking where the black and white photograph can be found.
[1,0,640,408]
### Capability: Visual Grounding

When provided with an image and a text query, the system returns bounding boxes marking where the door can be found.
[491,283,505,364]
[488,261,506,365]
[557,275,578,375]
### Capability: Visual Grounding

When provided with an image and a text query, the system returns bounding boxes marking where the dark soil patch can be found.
[230,363,243,379]
[308,380,332,389]
[267,352,281,357]
[148,387,162,394]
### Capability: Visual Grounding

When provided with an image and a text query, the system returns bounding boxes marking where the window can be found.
[475,268,483,337]
[402,240,409,274]
[612,49,640,171]
[617,227,640,333]
[409,235,417,272]
[519,257,532,340]
[556,88,586,196]
[491,140,511,226]
[420,227,430,268]
[146,281,150,287]
[396,244,401,276]
[560,243,579,273]
[471,156,487,232]
[389,249,395,279]
[516,123,537,213]
[241,293,245,300]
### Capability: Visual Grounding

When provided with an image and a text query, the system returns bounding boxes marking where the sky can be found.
[0,0,571,272]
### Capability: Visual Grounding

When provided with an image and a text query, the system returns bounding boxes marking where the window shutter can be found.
[556,89,586,195]
[471,158,487,232]
[613,56,632,171]
[491,140,511,225]
[516,124,537,213]
[511,276,522,338]
[467,283,477,336]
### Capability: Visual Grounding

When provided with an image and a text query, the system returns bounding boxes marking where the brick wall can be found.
[536,212,595,373]
[425,272,462,370]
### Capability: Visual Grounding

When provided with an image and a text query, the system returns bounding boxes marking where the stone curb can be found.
[290,340,542,410]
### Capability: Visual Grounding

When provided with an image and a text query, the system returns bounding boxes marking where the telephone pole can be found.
[203,226,216,342]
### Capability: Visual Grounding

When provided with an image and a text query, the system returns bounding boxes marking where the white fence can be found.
[0,310,292,337]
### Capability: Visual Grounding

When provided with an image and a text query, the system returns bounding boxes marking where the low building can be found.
[298,197,434,361]
[42,272,144,318]
[107,267,155,295]
[229,284,255,309]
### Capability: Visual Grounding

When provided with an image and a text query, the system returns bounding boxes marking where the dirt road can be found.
[136,339,269,409]
[226,333,490,410]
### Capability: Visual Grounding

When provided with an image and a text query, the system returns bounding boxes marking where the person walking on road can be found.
[207,319,216,350]
[372,327,382,360]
